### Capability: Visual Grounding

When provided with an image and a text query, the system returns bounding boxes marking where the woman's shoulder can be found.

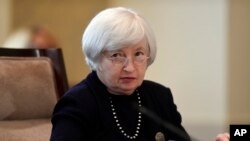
[64,80,88,96]
[140,80,174,103]
[142,80,171,92]
[62,79,96,100]
[51,79,101,137]
[54,79,97,114]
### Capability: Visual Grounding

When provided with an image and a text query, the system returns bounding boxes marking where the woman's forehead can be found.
[107,45,148,53]
[107,38,148,51]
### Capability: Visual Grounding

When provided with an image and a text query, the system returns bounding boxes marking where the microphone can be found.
[135,105,199,141]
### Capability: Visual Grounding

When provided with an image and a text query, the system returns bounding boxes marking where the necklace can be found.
[109,90,142,140]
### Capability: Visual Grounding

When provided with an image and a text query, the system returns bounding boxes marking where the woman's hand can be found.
[215,133,230,141]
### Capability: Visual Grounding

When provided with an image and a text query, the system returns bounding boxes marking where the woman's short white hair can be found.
[82,7,157,70]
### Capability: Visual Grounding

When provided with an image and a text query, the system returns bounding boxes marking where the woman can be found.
[50,7,229,141]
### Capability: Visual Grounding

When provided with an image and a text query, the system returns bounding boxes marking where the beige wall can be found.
[228,0,250,124]
[10,0,107,86]
[0,0,12,44]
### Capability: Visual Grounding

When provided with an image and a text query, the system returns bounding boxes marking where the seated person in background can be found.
[50,7,229,141]
[2,25,58,48]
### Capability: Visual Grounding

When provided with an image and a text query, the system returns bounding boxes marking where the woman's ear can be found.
[95,61,103,72]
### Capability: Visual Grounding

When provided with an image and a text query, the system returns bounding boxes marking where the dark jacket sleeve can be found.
[158,87,190,141]
[142,80,191,141]
[50,87,98,141]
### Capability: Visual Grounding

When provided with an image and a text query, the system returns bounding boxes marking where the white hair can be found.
[82,7,157,70]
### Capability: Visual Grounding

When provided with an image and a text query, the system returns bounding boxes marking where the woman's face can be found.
[96,39,149,95]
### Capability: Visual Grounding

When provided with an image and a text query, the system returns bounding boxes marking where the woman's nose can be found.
[123,57,135,72]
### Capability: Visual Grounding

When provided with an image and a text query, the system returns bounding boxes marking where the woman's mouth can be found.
[120,77,136,83]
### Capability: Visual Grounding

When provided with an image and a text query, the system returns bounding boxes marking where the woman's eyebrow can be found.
[135,47,147,51]
[109,50,123,53]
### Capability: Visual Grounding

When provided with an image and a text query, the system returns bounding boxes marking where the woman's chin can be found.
[121,91,134,95]
[119,87,137,95]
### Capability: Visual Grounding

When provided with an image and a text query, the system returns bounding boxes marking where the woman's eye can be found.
[111,53,123,58]
[135,51,145,56]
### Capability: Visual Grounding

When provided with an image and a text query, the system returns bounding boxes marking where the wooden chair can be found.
[0,48,69,141]
[0,48,69,98]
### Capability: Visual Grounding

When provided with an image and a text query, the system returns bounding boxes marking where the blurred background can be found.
[0,0,249,140]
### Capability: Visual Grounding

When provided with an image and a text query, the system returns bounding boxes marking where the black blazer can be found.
[50,71,190,141]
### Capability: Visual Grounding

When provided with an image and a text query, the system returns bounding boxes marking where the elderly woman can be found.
[50,7,229,141]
